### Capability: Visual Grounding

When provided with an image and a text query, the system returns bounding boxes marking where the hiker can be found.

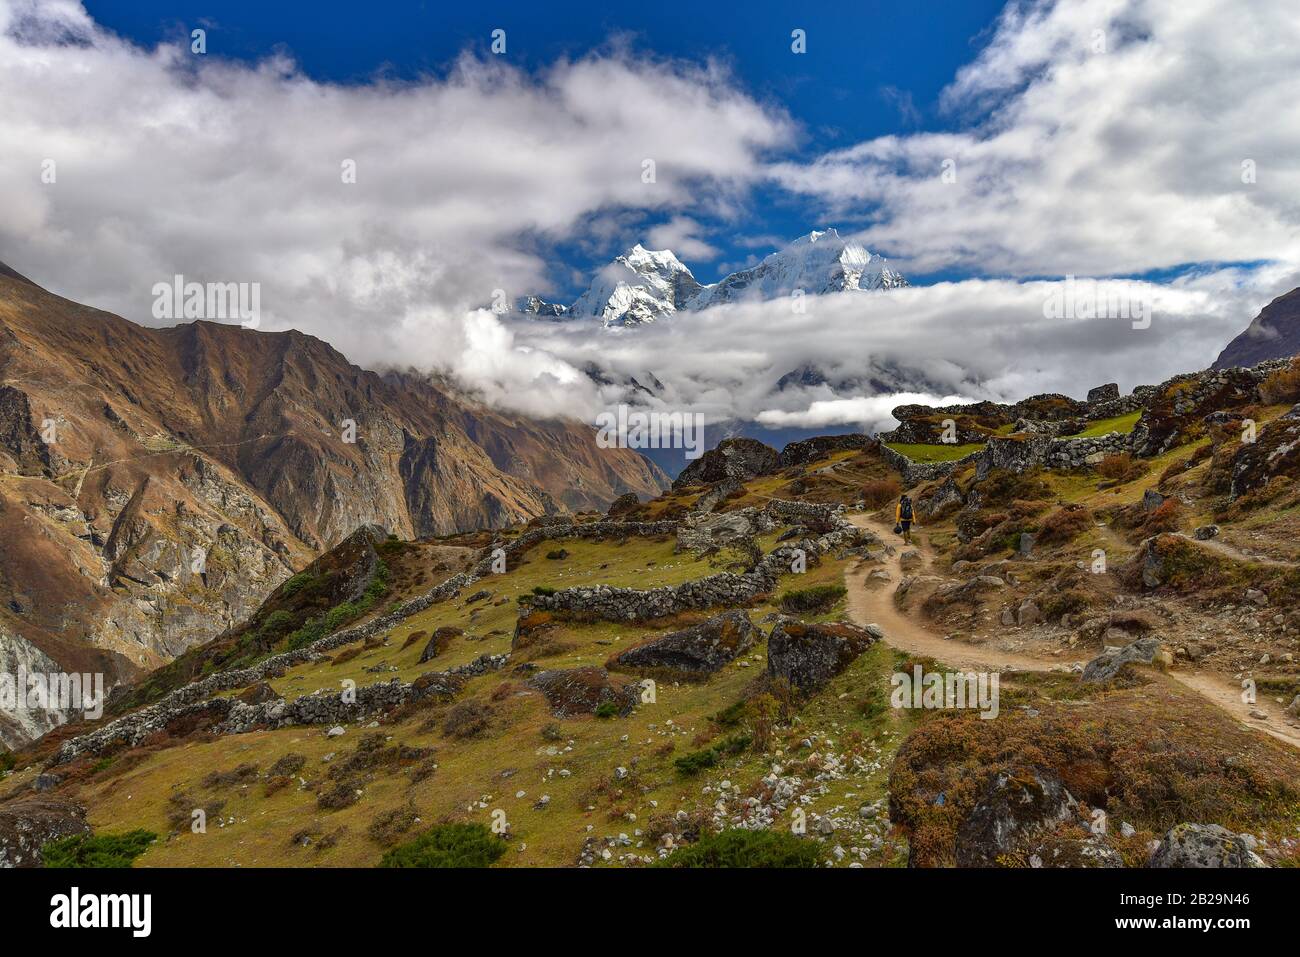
[895,494,915,544]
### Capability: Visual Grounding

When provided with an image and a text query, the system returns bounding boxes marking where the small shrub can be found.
[1040,589,1091,620]
[330,646,363,666]
[749,694,779,753]
[259,609,296,637]
[975,468,1053,504]
[1260,358,1300,405]
[861,476,903,509]
[401,630,428,651]
[317,779,361,810]
[269,753,306,777]
[279,572,315,598]
[717,732,752,755]
[379,823,506,868]
[711,700,747,728]
[674,747,720,776]
[1143,498,1183,534]
[368,804,420,846]
[594,701,619,719]
[443,700,493,739]
[531,585,556,597]
[1097,453,1145,483]
[779,583,847,615]
[42,830,156,868]
[1036,504,1092,545]
[653,829,821,868]
[201,763,259,789]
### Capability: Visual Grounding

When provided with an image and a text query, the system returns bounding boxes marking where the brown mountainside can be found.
[0,265,663,746]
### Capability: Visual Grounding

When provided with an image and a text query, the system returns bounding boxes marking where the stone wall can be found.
[880,443,982,484]
[50,519,675,766]
[52,653,510,765]
[527,502,863,622]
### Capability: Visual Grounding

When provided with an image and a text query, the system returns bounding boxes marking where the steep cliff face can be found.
[1214,286,1300,369]
[0,263,665,746]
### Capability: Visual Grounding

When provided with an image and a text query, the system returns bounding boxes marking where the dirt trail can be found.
[1171,531,1296,568]
[843,512,1300,750]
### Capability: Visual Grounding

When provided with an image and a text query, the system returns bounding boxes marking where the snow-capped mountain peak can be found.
[568,243,703,327]
[689,228,907,308]
[519,227,906,327]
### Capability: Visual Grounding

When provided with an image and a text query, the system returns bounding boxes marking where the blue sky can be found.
[85,0,1009,291]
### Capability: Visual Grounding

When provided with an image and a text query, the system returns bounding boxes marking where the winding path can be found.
[842,512,1300,750]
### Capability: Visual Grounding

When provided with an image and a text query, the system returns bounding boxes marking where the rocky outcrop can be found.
[607,610,760,678]
[766,620,879,692]
[526,667,640,718]
[1086,383,1120,403]
[777,433,873,467]
[673,438,778,489]
[528,502,861,622]
[954,768,1078,867]
[675,508,772,552]
[1130,361,1286,457]
[606,492,640,517]
[1149,823,1267,868]
[1081,636,1164,683]
[1229,404,1300,500]
[0,796,90,868]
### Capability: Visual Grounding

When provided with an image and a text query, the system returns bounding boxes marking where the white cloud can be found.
[510,262,1297,430]
[771,0,1300,278]
[0,0,790,420]
[645,216,719,261]
[756,393,973,433]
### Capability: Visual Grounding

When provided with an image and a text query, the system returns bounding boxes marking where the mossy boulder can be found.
[766,620,878,693]
[526,667,640,718]
[1149,823,1266,868]
[607,610,759,679]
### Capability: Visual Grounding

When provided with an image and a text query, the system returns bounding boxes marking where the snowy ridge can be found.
[516,228,907,327]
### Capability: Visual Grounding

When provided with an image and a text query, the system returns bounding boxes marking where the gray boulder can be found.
[767,620,879,693]
[1081,636,1163,683]
[0,797,90,868]
[1087,383,1121,403]
[954,768,1078,867]
[1149,823,1266,868]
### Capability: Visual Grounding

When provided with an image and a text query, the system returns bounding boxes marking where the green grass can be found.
[779,583,847,614]
[67,514,914,869]
[379,824,507,868]
[42,830,156,868]
[653,829,822,868]
[1068,410,1141,438]
[885,442,984,463]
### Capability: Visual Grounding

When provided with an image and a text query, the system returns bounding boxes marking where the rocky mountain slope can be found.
[1214,285,1300,369]
[518,228,907,327]
[0,263,664,746]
